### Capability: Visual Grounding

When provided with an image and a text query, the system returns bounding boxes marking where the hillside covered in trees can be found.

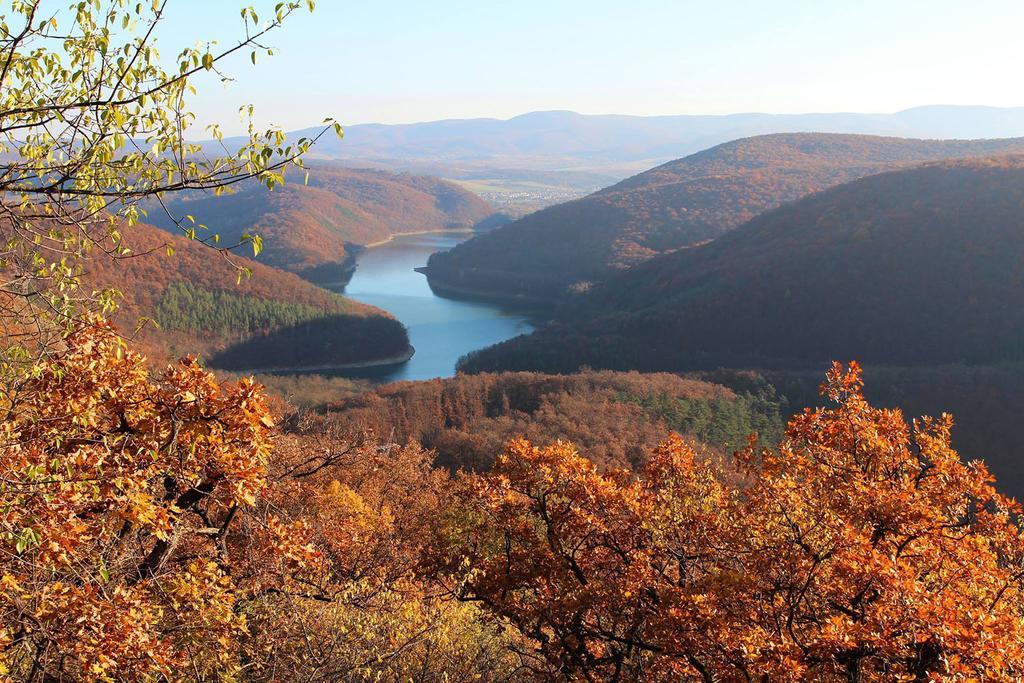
[152,165,500,285]
[424,133,1024,300]
[457,157,1024,495]
[13,0,1024,677]
[462,157,1024,372]
[311,370,786,472]
[83,223,410,370]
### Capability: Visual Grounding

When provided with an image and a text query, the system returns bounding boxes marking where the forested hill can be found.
[423,133,1024,301]
[151,165,499,285]
[83,222,410,370]
[461,156,1024,373]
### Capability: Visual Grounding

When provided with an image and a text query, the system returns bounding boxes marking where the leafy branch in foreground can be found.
[0,0,340,355]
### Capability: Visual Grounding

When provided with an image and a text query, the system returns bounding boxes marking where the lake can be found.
[340,232,539,382]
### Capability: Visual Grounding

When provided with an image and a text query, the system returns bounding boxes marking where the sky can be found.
[152,0,1024,134]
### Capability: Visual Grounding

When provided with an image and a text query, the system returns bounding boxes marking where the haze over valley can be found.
[222,105,1024,212]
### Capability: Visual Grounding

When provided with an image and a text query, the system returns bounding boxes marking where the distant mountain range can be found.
[268,105,1024,165]
[215,105,1024,209]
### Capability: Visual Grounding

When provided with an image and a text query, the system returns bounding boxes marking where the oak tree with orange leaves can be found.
[0,320,521,682]
[0,319,282,679]
[432,362,1024,682]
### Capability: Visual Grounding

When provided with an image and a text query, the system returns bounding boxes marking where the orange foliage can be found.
[5,322,1023,680]
[0,319,280,679]
[0,322,514,681]
[316,369,777,472]
[432,363,1024,680]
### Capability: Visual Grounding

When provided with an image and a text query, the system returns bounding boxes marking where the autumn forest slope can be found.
[83,223,410,370]
[152,165,499,285]
[304,369,786,473]
[457,158,1024,495]
[462,157,1024,373]
[424,133,1024,300]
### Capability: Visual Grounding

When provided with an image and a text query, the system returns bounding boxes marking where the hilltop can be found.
[83,223,410,370]
[462,156,1024,372]
[422,133,1024,300]
[215,106,1024,212]
[151,165,499,286]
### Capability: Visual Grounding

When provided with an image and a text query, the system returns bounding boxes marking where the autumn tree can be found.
[431,363,1024,681]
[0,318,526,682]
[239,416,522,681]
[0,319,282,679]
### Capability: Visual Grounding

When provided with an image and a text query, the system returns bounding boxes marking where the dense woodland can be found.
[82,222,410,369]
[458,157,1024,498]
[8,333,1024,680]
[425,133,1024,299]
[312,370,786,472]
[152,165,499,284]
[461,158,1024,373]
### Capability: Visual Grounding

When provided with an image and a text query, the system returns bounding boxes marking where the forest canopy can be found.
[5,328,1023,680]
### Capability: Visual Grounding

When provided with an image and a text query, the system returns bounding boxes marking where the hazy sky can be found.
[157,0,1024,133]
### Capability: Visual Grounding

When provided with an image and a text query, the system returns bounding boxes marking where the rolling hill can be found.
[151,165,499,286]
[214,106,1024,213]
[83,223,411,370]
[458,158,1024,495]
[461,157,1024,373]
[422,133,1024,301]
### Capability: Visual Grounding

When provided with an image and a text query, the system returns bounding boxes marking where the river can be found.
[339,232,539,382]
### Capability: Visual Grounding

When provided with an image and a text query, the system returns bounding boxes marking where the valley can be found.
[11,3,1024,678]
[336,232,543,381]
[91,131,1024,503]
[114,133,1024,499]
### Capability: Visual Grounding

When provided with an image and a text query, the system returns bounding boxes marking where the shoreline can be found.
[362,228,475,249]
[227,345,415,375]
[416,268,559,309]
